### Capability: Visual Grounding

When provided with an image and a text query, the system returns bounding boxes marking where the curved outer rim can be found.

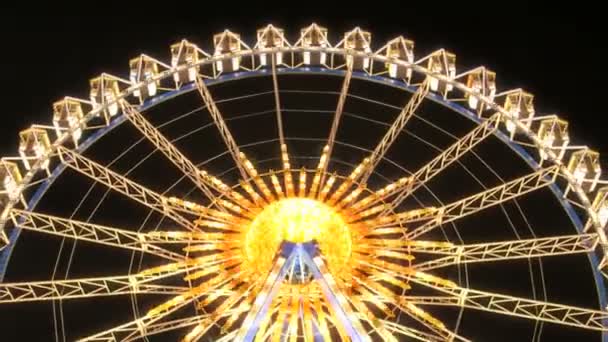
[0,42,606,338]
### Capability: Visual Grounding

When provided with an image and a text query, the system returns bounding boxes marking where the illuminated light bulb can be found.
[573,166,587,186]
[540,134,555,160]
[298,169,307,197]
[260,53,268,66]
[106,95,119,116]
[147,82,157,96]
[309,173,321,198]
[187,67,197,82]
[408,240,454,248]
[183,324,204,342]
[319,174,337,201]
[349,158,369,180]
[197,220,229,229]
[72,126,83,142]
[240,180,263,204]
[318,145,329,166]
[350,195,374,211]
[354,204,385,220]
[270,172,284,198]
[429,76,439,92]
[388,63,398,78]
[303,51,311,65]
[598,204,608,227]
[2,175,18,201]
[468,93,479,110]
[231,57,240,71]
[506,108,520,134]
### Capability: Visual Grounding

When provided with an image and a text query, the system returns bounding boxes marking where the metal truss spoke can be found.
[271,54,295,195]
[137,315,213,339]
[55,146,198,231]
[408,271,608,331]
[382,320,447,342]
[271,53,285,148]
[395,298,471,342]
[399,295,461,306]
[183,283,255,342]
[404,166,560,239]
[77,290,202,341]
[0,261,194,303]
[358,273,466,341]
[382,113,501,213]
[9,209,185,261]
[348,297,397,341]
[121,102,219,201]
[320,60,354,184]
[412,234,599,271]
[194,76,248,180]
[358,79,430,185]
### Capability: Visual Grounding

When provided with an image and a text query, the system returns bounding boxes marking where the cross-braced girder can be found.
[0,261,195,303]
[358,79,431,185]
[382,113,501,214]
[194,76,249,180]
[121,101,220,202]
[9,209,185,261]
[55,146,198,231]
[404,166,560,239]
[412,233,599,271]
[407,271,608,331]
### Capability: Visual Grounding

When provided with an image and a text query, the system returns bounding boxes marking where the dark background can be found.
[0,4,607,341]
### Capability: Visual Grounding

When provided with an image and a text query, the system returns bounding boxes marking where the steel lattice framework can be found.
[0,23,607,341]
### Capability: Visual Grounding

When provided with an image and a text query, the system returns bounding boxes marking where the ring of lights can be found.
[1,25,607,341]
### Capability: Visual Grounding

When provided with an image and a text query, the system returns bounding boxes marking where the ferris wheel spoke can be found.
[0,260,195,303]
[381,320,448,342]
[401,166,560,240]
[398,295,461,306]
[271,55,296,196]
[316,59,354,190]
[120,101,223,203]
[8,209,185,261]
[194,75,249,180]
[381,113,502,214]
[183,282,256,342]
[271,54,285,148]
[132,314,212,339]
[55,146,198,231]
[412,233,599,272]
[351,273,469,342]
[358,79,431,185]
[140,311,252,341]
[406,271,608,331]
[398,302,472,342]
[346,296,397,340]
[78,289,203,341]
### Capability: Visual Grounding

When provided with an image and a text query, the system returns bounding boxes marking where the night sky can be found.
[0,5,607,341]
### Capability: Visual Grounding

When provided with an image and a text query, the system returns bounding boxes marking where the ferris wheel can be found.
[1,23,608,341]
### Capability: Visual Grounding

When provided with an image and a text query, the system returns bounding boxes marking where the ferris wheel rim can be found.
[0,26,607,340]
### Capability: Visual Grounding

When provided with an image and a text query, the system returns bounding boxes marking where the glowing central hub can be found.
[244,198,352,278]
